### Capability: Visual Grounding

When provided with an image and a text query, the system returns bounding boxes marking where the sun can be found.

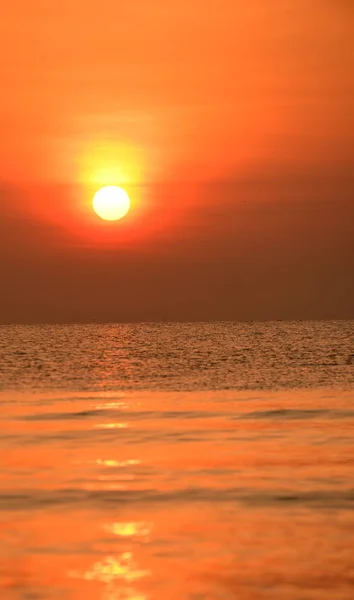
[92,186,130,221]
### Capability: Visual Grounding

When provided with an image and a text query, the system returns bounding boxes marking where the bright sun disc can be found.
[92,186,130,221]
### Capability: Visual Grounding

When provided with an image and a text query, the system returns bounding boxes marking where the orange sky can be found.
[1,0,353,184]
[0,0,353,322]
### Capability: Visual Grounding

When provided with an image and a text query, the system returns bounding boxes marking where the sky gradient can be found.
[0,0,353,322]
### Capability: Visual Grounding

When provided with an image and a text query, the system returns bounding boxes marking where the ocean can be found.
[0,321,353,599]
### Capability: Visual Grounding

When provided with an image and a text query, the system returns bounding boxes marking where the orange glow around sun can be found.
[92,186,131,221]
[24,134,198,247]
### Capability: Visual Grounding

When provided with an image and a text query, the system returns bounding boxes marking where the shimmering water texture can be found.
[0,321,353,599]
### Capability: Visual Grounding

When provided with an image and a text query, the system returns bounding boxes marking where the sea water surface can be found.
[0,321,354,599]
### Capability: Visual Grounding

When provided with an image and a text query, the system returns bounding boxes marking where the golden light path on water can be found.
[67,395,151,600]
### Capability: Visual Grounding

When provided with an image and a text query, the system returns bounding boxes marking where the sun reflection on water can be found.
[70,552,149,600]
[84,553,149,584]
[96,459,141,468]
[94,402,129,411]
[95,423,128,429]
[105,522,152,539]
